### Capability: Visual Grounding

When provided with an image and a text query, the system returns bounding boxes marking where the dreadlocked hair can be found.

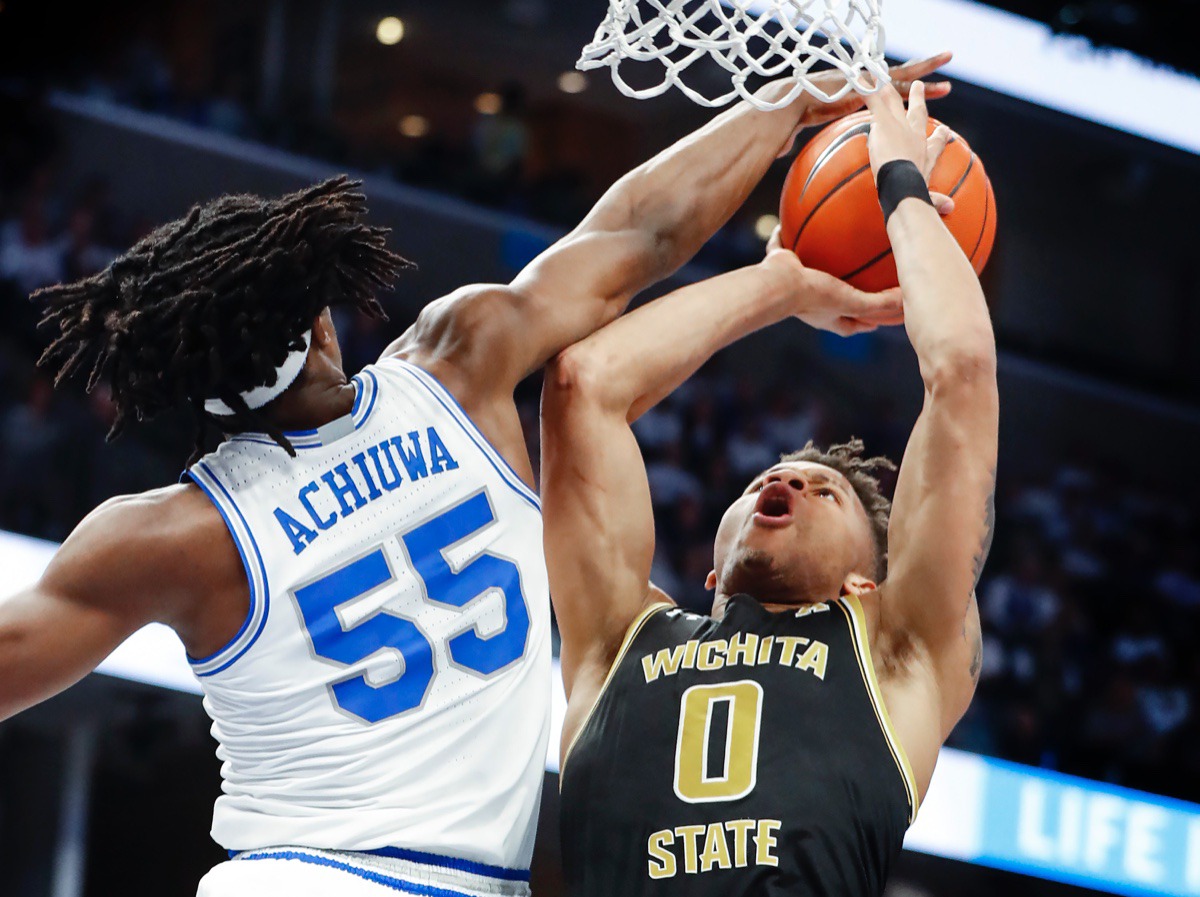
[34,175,413,462]
[779,437,896,581]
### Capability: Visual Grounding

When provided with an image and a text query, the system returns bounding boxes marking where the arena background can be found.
[1,1,1199,894]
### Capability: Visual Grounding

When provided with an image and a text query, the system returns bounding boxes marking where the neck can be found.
[712,587,839,619]
[262,370,356,432]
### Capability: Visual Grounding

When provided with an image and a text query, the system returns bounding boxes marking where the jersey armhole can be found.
[559,601,673,781]
[183,463,270,677]
[837,595,922,824]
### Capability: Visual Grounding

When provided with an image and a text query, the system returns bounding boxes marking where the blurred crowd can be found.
[17,31,773,263]
[3,71,1200,809]
[58,35,601,230]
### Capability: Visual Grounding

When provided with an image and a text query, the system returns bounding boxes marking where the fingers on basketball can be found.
[926,125,952,178]
[836,281,902,322]
[907,81,928,132]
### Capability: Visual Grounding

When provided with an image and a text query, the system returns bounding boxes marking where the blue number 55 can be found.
[292,490,531,723]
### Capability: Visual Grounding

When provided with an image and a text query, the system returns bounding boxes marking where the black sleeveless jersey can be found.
[559,594,919,897]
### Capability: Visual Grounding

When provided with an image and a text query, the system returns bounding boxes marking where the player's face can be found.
[711,461,878,603]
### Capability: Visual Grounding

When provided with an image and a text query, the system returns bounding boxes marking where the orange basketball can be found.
[779,111,997,293]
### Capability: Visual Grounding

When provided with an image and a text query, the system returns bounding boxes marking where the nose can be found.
[764,472,805,492]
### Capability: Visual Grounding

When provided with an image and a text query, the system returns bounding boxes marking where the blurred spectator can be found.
[0,376,74,539]
[470,83,529,208]
[981,546,1062,638]
[725,415,777,479]
[61,205,115,281]
[646,442,702,507]
[0,195,64,295]
[1154,538,1200,610]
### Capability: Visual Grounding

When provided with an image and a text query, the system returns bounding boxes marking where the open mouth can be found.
[753,481,794,527]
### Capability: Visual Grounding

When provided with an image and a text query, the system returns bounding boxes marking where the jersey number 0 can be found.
[674,681,764,803]
[291,490,530,724]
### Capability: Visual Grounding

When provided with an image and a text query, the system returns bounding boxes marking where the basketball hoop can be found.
[577,0,889,110]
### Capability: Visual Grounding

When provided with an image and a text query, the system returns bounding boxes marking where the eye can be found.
[817,487,839,503]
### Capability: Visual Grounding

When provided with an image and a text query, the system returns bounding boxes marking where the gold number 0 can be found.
[673,680,763,803]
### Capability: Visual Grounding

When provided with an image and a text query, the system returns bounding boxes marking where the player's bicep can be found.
[884,385,997,651]
[541,354,657,696]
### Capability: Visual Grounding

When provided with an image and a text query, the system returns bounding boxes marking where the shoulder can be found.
[43,484,237,622]
[73,484,221,551]
[383,284,524,364]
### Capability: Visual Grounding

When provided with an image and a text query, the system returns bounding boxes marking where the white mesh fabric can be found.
[577,0,888,109]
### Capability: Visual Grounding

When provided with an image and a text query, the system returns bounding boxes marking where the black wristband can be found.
[876,160,933,226]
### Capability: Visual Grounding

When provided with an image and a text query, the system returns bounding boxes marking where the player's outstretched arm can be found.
[0,490,233,721]
[389,56,951,397]
[543,246,901,703]
[865,83,999,742]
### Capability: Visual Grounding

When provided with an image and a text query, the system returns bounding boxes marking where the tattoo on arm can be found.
[964,591,982,683]
[969,625,982,683]
[971,468,997,589]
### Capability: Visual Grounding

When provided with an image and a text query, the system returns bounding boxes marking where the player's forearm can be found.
[559,264,796,421]
[888,200,997,387]
[595,84,814,284]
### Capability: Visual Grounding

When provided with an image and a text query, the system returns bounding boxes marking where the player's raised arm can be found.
[865,82,999,738]
[542,240,901,700]
[390,56,952,396]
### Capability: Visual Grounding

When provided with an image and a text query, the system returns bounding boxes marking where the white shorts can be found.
[196,847,532,897]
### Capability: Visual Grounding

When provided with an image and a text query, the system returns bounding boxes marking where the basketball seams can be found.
[969,174,993,266]
[790,161,873,254]
[945,144,974,200]
[842,247,893,282]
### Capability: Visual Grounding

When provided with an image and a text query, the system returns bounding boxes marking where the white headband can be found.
[203,329,313,417]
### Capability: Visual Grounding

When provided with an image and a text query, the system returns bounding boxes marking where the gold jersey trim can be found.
[560,601,675,781]
[836,596,920,824]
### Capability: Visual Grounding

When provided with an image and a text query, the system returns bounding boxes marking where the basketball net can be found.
[577,0,889,109]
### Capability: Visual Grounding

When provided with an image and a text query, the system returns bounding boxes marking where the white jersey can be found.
[185,357,550,886]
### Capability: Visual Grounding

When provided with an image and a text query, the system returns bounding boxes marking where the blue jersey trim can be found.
[184,463,271,676]
[398,362,538,507]
[351,372,366,417]
[181,468,258,666]
[353,369,380,426]
[385,359,540,513]
[236,850,497,897]
[359,846,531,882]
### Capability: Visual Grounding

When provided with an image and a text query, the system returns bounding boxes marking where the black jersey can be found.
[559,594,919,897]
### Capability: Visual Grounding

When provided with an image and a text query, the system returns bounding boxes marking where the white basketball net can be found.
[577,0,889,110]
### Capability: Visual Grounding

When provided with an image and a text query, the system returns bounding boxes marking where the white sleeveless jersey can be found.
[185,357,550,882]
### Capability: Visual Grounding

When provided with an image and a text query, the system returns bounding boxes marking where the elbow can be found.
[545,344,624,413]
[923,341,998,395]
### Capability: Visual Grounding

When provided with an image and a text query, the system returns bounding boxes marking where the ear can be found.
[705,570,717,591]
[312,308,334,347]
[839,572,878,597]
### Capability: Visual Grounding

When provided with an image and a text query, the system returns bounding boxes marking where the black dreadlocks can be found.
[776,438,897,581]
[34,175,413,461]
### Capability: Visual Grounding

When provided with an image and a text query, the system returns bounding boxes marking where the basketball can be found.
[780,111,997,293]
